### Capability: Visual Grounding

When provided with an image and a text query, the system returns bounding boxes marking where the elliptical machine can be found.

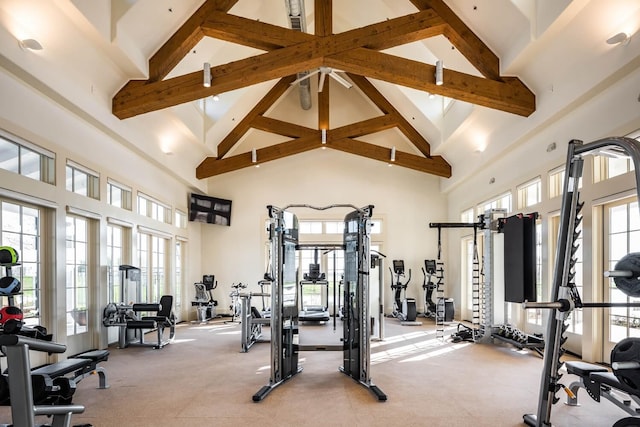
[421,260,437,318]
[389,260,418,322]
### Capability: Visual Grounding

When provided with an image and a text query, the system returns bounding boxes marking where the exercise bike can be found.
[389,260,418,322]
[422,259,437,318]
[226,282,247,323]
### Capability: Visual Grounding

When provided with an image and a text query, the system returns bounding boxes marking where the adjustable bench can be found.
[565,360,640,416]
[31,348,109,389]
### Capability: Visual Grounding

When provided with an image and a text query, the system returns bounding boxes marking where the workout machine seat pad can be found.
[73,349,109,362]
[31,358,89,377]
[566,361,608,377]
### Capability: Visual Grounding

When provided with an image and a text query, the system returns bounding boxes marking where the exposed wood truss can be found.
[112,0,535,178]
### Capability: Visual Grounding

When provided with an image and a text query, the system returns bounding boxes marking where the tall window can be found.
[607,200,640,343]
[527,221,544,326]
[0,201,41,324]
[0,130,55,184]
[107,225,123,303]
[66,216,88,335]
[175,240,185,314]
[138,232,168,303]
[107,179,132,210]
[66,161,99,199]
[567,222,583,334]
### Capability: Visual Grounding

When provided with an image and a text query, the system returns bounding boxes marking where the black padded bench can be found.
[565,360,640,416]
[123,296,176,349]
[32,349,109,389]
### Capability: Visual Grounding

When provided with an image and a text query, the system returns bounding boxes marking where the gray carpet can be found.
[0,319,629,426]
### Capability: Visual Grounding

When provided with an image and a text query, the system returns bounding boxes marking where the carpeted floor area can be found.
[0,318,631,426]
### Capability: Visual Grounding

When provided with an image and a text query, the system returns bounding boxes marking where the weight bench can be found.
[125,295,176,349]
[31,349,109,389]
[565,360,640,416]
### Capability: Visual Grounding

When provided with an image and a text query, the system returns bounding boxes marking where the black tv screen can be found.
[189,193,232,226]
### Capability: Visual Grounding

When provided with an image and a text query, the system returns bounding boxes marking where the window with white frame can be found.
[1,200,42,324]
[593,130,639,183]
[549,166,583,199]
[107,224,124,303]
[137,193,171,224]
[138,231,168,303]
[517,177,541,209]
[107,179,132,210]
[65,215,89,336]
[299,221,322,234]
[461,208,475,223]
[66,160,99,199]
[477,192,512,216]
[0,130,55,184]
[175,210,187,229]
[527,220,544,326]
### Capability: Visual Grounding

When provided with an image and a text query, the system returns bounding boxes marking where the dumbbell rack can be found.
[0,334,85,427]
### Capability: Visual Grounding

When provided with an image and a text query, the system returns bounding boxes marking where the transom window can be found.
[517,177,541,209]
[66,160,99,199]
[107,179,132,210]
[137,193,171,224]
[0,130,55,184]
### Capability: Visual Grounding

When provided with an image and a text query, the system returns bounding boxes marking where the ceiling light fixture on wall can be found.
[390,146,396,162]
[606,32,630,46]
[321,129,327,145]
[435,60,443,86]
[203,62,211,88]
[19,38,43,51]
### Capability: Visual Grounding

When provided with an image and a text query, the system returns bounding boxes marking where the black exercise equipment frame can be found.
[253,204,386,402]
[523,137,640,427]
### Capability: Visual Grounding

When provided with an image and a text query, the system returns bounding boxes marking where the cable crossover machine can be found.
[252,204,386,402]
[522,137,640,427]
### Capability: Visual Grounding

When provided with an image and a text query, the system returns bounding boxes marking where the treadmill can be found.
[299,263,330,322]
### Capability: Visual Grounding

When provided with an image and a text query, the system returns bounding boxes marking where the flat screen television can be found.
[189,193,232,226]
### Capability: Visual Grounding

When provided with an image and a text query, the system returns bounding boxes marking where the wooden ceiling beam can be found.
[251,116,317,138]
[410,0,500,80]
[202,11,314,51]
[330,49,535,117]
[315,0,332,36]
[329,115,397,140]
[147,1,226,82]
[197,135,320,178]
[348,73,432,156]
[217,76,295,158]
[330,138,451,178]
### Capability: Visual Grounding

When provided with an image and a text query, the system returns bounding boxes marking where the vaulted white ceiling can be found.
[0,0,638,191]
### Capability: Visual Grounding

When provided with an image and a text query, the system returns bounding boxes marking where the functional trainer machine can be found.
[522,137,640,427]
[253,204,386,402]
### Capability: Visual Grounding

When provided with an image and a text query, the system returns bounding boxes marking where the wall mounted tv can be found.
[189,193,232,226]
